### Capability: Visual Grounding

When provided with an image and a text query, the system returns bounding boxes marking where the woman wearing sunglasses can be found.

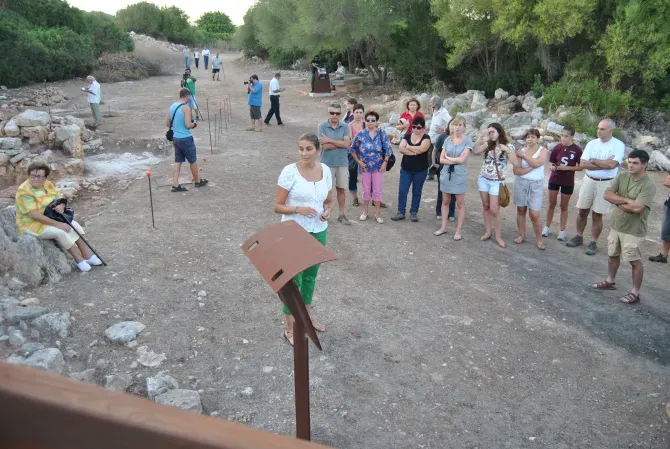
[349,110,393,223]
[472,123,518,248]
[392,116,431,222]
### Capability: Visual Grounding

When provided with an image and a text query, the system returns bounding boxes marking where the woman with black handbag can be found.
[15,162,102,272]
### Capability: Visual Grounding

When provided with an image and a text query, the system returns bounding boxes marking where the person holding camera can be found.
[165,88,208,192]
[264,72,285,126]
[16,162,103,272]
[246,74,263,132]
[181,68,199,121]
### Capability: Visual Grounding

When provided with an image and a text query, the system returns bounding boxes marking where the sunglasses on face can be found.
[329,111,341,116]
[365,118,377,123]
[412,125,423,130]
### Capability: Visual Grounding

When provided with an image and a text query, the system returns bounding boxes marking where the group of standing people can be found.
[183,47,223,81]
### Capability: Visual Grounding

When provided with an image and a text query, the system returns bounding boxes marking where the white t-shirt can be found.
[581,137,625,179]
[518,147,546,181]
[278,163,332,233]
[428,107,452,142]
[269,77,280,96]
[336,65,346,75]
[202,49,210,56]
[88,81,100,104]
[194,51,200,58]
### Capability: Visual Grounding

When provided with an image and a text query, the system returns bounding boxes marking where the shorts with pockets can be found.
[212,68,220,73]
[548,182,574,195]
[249,105,262,120]
[327,165,349,189]
[575,175,612,214]
[173,136,197,164]
[607,229,644,262]
[477,176,503,196]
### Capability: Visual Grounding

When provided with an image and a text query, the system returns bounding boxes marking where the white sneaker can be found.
[541,226,552,237]
[87,255,103,266]
[77,261,91,272]
[557,230,568,241]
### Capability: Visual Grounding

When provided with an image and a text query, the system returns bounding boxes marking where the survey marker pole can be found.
[241,221,338,441]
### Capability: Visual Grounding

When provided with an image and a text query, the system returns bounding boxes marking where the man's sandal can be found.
[619,292,640,304]
[592,281,616,290]
[283,330,294,347]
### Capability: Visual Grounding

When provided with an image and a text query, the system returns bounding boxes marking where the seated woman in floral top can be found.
[15,162,102,272]
[349,110,393,223]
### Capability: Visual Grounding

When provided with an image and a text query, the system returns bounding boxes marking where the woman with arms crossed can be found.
[274,133,334,346]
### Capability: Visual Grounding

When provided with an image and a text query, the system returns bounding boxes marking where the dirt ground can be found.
[3,53,669,448]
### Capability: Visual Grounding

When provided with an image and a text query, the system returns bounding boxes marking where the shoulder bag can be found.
[165,103,185,142]
[492,148,511,208]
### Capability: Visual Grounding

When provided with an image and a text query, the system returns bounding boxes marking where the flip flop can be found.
[619,292,640,304]
[311,319,325,332]
[453,234,462,241]
[537,243,546,250]
[434,229,447,236]
[480,234,492,241]
[283,330,294,347]
[592,281,616,290]
[514,236,524,244]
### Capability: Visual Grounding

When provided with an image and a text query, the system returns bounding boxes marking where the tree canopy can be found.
[196,11,236,36]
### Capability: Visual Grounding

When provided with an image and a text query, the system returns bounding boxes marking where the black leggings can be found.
[436,167,456,218]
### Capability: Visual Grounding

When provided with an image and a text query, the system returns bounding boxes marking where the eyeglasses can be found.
[329,111,341,116]
[365,118,377,123]
[29,174,46,179]
[412,125,423,130]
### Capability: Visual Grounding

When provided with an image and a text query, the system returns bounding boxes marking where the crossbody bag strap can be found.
[492,147,504,181]
[169,103,186,130]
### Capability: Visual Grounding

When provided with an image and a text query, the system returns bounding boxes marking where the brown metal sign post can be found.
[242,221,338,441]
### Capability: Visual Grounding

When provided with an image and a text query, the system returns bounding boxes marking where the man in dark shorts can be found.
[593,150,655,304]
[211,53,222,81]
[542,125,582,241]
[165,88,208,192]
[649,173,670,263]
[247,74,263,132]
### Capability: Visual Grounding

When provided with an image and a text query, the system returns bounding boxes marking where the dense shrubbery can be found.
[539,78,634,119]
[0,1,133,87]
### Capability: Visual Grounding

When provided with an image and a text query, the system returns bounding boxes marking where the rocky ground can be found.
[1,47,669,449]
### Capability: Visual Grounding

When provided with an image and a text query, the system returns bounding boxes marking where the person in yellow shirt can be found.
[16,162,102,272]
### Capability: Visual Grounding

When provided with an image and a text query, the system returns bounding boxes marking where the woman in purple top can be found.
[349,110,393,223]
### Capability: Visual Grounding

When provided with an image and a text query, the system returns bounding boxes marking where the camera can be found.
[244,81,249,85]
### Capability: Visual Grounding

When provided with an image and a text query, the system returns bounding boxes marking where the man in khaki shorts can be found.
[592,150,655,304]
[566,118,625,255]
[318,104,352,224]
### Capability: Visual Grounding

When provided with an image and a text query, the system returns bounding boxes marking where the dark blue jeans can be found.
[348,154,357,193]
[436,166,456,218]
[398,168,428,214]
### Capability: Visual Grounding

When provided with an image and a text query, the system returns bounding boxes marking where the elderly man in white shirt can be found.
[264,72,285,126]
[83,75,102,126]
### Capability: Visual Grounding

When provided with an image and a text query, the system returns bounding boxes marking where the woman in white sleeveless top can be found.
[512,128,549,250]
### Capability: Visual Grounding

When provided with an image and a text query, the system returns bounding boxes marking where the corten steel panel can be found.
[0,363,333,449]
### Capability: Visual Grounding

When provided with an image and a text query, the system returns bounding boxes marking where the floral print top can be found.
[480,145,514,180]
[349,129,393,174]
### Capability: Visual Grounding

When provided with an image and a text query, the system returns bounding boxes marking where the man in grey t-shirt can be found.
[318,104,352,224]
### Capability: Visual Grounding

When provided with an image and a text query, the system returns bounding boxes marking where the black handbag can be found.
[386,153,396,171]
[165,103,185,142]
[44,198,74,223]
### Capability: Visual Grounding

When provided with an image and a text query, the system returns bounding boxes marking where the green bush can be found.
[559,107,624,139]
[268,48,306,69]
[539,77,634,118]
[85,12,134,56]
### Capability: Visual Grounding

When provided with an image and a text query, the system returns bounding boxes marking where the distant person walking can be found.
[648,173,670,264]
[543,125,582,241]
[83,75,102,126]
[593,150,655,304]
[566,118,625,255]
[211,53,222,81]
[165,88,208,192]
[274,133,334,345]
[264,73,285,126]
[246,74,263,132]
[193,48,200,69]
[202,48,210,70]
[183,47,190,68]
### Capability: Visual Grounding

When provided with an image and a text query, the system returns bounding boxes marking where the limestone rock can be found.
[32,312,71,338]
[69,368,96,383]
[648,150,670,172]
[0,153,10,166]
[633,134,661,151]
[8,277,27,291]
[147,371,180,399]
[9,348,64,374]
[522,95,537,112]
[458,108,487,127]
[137,345,166,367]
[494,88,509,100]
[154,389,202,413]
[14,109,51,127]
[470,91,488,110]
[9,151,28,165]
[105,374,133,392]
[3,119,20,137]
[84,138,103,151]
[4,306,48,325]
[21,342,45,356]
[8,330,25,347]
[21,126,49,145]
[62,115,86,130]
[510,127,528,140]
[20,297,40,306]
[0,137,22,150]
[546,121,564,135]
[104,321,145,344]
[50,158,85,178]
[55,124,81,145]
[504,112,533,129]
[63,135,83,158]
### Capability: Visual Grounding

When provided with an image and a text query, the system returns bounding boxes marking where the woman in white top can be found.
[275,133,334,346]
[512,128,549,250]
